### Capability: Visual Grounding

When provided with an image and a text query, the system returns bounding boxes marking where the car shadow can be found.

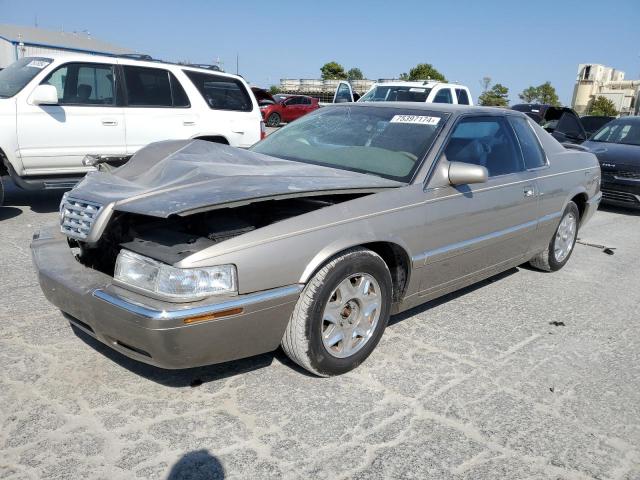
[0,206,22,220]
[598,203,640,217]
[389,267,518,325]
[1,176,66,214]
[167,449,225,479]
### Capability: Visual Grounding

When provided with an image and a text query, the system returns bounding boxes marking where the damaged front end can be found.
[64,192,368,279]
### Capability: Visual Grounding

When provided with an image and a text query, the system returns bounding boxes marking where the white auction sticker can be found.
[26,60,49,69]
[390,115,440,126]
[409,87,426,93]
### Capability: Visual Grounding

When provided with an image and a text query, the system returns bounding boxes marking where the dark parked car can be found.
[582,116,640,208]
[512,104,587,144]
[581,115,615,138]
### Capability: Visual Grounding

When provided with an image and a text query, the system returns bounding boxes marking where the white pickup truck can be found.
[0,54,263,205]
[333,80,473,106]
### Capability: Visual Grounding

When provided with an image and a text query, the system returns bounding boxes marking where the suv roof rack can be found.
[104,53,228,75]
[186,63,222,72]
[119,53,154,61]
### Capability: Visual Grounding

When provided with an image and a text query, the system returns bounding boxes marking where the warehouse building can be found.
[571,63,640,116]
[0,24,133,69]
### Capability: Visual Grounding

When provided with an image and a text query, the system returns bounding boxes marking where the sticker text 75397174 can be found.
[389,115,440,126]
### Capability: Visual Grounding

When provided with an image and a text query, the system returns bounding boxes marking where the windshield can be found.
[359,85,432,103]
[591,121,640,146]
[251,105,448,182]
[0,57,52,98]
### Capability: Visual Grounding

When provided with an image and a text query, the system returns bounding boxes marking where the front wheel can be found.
[529,201,579,272]
[281,248,392,376]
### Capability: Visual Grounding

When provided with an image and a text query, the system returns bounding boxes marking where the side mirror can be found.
[30,85,59,105]
[448,161,488,186]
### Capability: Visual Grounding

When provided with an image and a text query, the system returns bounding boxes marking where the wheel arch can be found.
[569,191,588,223]
[0,147,8,176]
[300,239,413,304]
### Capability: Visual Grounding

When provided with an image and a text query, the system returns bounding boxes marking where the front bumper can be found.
[600,172,640,208]
[31,226,302,369]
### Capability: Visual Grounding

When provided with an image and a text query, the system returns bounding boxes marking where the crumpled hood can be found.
[70,139,402,217]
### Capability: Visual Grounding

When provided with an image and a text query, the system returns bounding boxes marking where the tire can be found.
[529,201,580,272]
[0,176,4,207]
[281,248,392,377]
[266,113,281,127]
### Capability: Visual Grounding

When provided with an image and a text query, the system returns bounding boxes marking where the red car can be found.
[253,89,319,127]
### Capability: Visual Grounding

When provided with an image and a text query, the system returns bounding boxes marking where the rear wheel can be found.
[281,248,392,376]
[529,201,579,272]
[266,113,281,127]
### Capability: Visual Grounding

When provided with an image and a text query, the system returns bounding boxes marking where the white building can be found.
[0,24,133,69]
[571,63,640,116]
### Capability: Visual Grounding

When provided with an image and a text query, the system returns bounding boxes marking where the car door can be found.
[552,111,587,144]
[418,114,539,296]
[121,65,196,154]
[17,61,126,174]
[280,97,300,122]
[181,69,258,147]
[333,81,354,103]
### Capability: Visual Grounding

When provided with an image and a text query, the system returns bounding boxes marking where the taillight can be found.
[260,120,266,140]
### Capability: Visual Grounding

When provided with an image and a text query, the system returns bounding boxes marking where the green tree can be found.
[347,67,364,80]
[320,61,347,80]
[537,81,560,105]
[400,63,447,82]
[518,81,560,106]
[268,85,281,95]
[519,86,539,103]
[588,96,618,116]
[478,83,510,107]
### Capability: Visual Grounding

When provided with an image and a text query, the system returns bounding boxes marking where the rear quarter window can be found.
[183,70,253,112]
[509,116,547,169]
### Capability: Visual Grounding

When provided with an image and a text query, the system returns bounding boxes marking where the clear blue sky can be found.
[2,0,639,105]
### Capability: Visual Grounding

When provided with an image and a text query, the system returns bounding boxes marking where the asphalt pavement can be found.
[0,178,638,479]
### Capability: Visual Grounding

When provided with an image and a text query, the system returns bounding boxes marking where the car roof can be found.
[373,81,468,89]
[28,52,244,81]
[331,102,520,117]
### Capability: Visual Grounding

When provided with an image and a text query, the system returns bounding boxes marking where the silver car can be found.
[32,104,601,376]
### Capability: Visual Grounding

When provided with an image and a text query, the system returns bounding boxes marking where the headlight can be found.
[59,191,69,221]
[114,250,237,301]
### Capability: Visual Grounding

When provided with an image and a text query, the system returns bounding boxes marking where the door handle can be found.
[183,121,196,126]
[102,119,118,126]
[523,186,535,198]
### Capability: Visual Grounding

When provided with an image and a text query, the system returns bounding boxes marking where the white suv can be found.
[334,80,473,106]
[0,53,263,204]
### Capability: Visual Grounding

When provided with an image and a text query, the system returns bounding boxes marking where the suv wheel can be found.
[281,248,392,376]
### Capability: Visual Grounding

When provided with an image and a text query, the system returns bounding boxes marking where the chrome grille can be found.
[60,196,103,240]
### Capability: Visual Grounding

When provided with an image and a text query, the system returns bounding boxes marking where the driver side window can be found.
[42,62,115,106]
[444,116,524,177]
